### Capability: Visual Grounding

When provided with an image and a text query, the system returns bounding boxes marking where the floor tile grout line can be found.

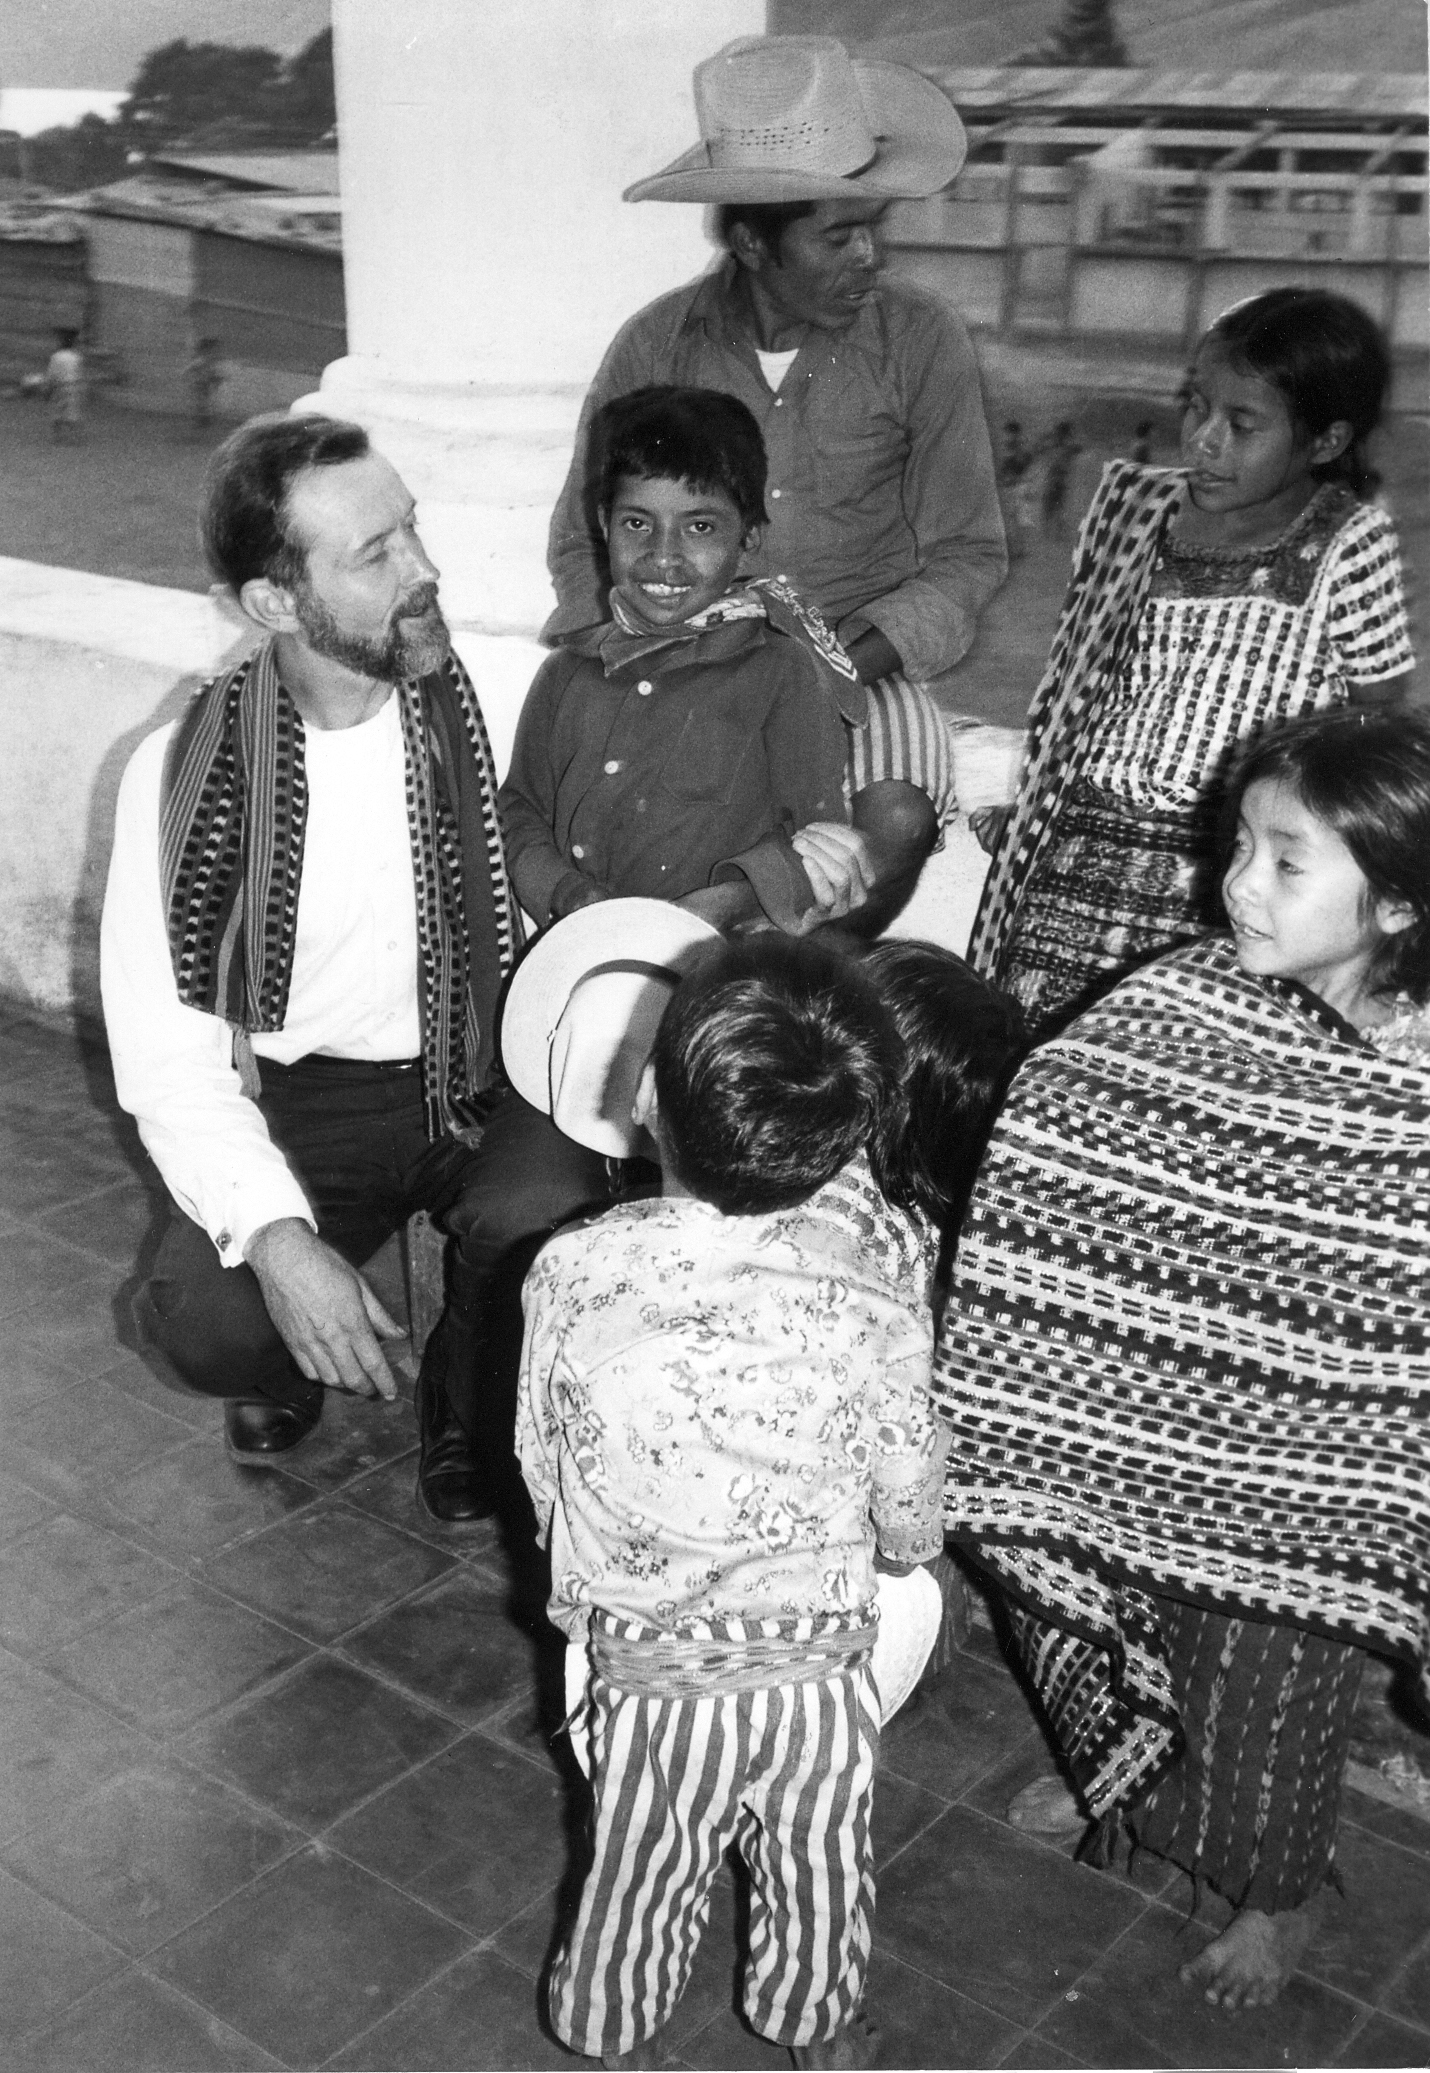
[312,1936,538,2070]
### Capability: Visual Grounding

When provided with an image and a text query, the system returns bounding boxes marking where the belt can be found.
[257,1052,422,1081]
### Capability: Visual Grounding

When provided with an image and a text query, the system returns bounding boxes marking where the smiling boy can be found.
[500,384,869,934]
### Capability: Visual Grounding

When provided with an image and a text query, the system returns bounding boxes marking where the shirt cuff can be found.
[225,1175,319,1268]
[711,835,816,934]
[843,594,971,687]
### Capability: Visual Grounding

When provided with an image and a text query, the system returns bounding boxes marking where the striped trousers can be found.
[549,1663,881,2059]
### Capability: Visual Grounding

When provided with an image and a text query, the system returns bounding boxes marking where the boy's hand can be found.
[550,875,610,920]
[790,824,875,928]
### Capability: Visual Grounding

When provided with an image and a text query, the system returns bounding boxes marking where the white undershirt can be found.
[755,346,800,392]
[101,688,422,1264]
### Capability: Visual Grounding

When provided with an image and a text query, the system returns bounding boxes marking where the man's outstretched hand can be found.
[245,1218,405,1401]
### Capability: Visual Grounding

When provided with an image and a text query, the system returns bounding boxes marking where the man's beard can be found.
[293,580,451,682]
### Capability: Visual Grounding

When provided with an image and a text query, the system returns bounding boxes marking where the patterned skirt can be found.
[1000,780,1220,1033]
[1104,1599,1362,1914]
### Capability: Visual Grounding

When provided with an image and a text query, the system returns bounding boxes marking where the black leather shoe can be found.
[224,1396,321,1466]
[416,1339,494,1528]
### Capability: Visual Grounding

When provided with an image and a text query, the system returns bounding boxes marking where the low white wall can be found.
[0,555,1014,1025]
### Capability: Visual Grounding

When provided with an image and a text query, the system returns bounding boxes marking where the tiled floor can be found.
[3,1002,1430,2072]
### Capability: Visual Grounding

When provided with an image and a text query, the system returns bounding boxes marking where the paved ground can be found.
[3,1003,1430,2071]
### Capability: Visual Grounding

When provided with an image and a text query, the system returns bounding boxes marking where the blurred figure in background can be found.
[46,328,85,443]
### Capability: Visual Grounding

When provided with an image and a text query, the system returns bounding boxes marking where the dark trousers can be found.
[138,1056,636,1451]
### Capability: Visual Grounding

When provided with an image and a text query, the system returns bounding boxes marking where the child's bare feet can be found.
[1179,1890,1327,2009]
[791,2008,880,2068]
[1007,1775,1086,1836]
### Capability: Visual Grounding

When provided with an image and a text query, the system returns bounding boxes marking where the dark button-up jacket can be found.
[500,613,852,929]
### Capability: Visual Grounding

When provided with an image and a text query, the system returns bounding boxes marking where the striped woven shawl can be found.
[968,462,1185,986]
[934,935,1430,1812]
[159,639,521,1141]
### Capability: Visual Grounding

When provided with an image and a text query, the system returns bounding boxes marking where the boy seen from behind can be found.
[499,385,871,936]
[517,936,945,2069]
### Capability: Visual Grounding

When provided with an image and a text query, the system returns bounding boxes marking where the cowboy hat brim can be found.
[624,61,967,205]
[500,898,722,1137]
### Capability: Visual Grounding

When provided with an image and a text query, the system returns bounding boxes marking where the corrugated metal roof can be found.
[146,151,340,195]
[935,67,1428,123]
[0,203,83,246]
[63,174,341,254]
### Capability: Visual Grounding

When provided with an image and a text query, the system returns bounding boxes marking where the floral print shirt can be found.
[517,1161,943,1641]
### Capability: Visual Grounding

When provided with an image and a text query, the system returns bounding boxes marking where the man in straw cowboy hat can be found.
[544,35,1007,933]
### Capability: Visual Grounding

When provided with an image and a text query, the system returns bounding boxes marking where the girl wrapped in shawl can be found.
[971,289,1413,1035]
[936,710,1430,2007]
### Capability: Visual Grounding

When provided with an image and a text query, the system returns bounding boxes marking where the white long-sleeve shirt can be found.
[101,690,422,1266]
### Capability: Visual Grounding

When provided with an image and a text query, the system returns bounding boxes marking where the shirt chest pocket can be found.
[658,707,753,806]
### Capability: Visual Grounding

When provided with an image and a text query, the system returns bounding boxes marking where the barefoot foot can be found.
[790,2008,880,2068]
[1007,1775,1087,1836]
[1179,1891,1327,2009]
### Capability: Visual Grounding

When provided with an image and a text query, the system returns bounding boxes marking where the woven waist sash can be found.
[590,1610,878,1701]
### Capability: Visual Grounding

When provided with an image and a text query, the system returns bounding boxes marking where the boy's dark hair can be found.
[1222,708,1430,1004]
[1204,288,1391,497]
[55,327,81,348]
[715,199,816,259]
[201,411,371,594]
[860,940,1029,1231]
[593,385,768,534]
[652,936,897,1215]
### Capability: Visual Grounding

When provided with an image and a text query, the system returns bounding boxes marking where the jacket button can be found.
[636,680,653,696]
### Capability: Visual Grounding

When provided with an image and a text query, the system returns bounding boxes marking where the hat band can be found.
[707,117,877,179]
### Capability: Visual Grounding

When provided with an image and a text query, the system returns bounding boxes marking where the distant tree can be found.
[275,28,336,140]
[120,38,286,142]
[1015,0,1128,65]
[22,113,131,192]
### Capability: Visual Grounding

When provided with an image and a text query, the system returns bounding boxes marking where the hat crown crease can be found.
[698,38,876,177]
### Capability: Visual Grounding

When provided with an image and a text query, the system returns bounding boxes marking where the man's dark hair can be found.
[715,200,816,259]
[652,936,898,1216]
[592,385,768,533]
[200,412,371,594]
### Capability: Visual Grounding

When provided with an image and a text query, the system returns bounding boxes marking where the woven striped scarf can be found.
[968,461,1184,986]
[934,934,1430,1813]
[159,639,521,1141]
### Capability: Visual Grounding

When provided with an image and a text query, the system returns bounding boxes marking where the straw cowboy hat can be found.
[500,900,721,1158]
[624,35,966,205]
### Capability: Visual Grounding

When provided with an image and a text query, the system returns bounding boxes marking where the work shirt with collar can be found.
[101,692,421,1266]
[499,607,854,929]
[544,263,1007,686]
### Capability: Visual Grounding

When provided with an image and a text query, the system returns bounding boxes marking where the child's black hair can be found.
[859,940,1029,1232]
[1203,288,1391,497]
[1222,707,1430,1004]
[652,935,897,1215]
[592,385,768,534]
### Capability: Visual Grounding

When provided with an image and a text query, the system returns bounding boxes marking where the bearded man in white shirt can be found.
[101,414,625,1525]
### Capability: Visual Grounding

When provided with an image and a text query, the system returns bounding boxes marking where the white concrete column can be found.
[302,0,764,774]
